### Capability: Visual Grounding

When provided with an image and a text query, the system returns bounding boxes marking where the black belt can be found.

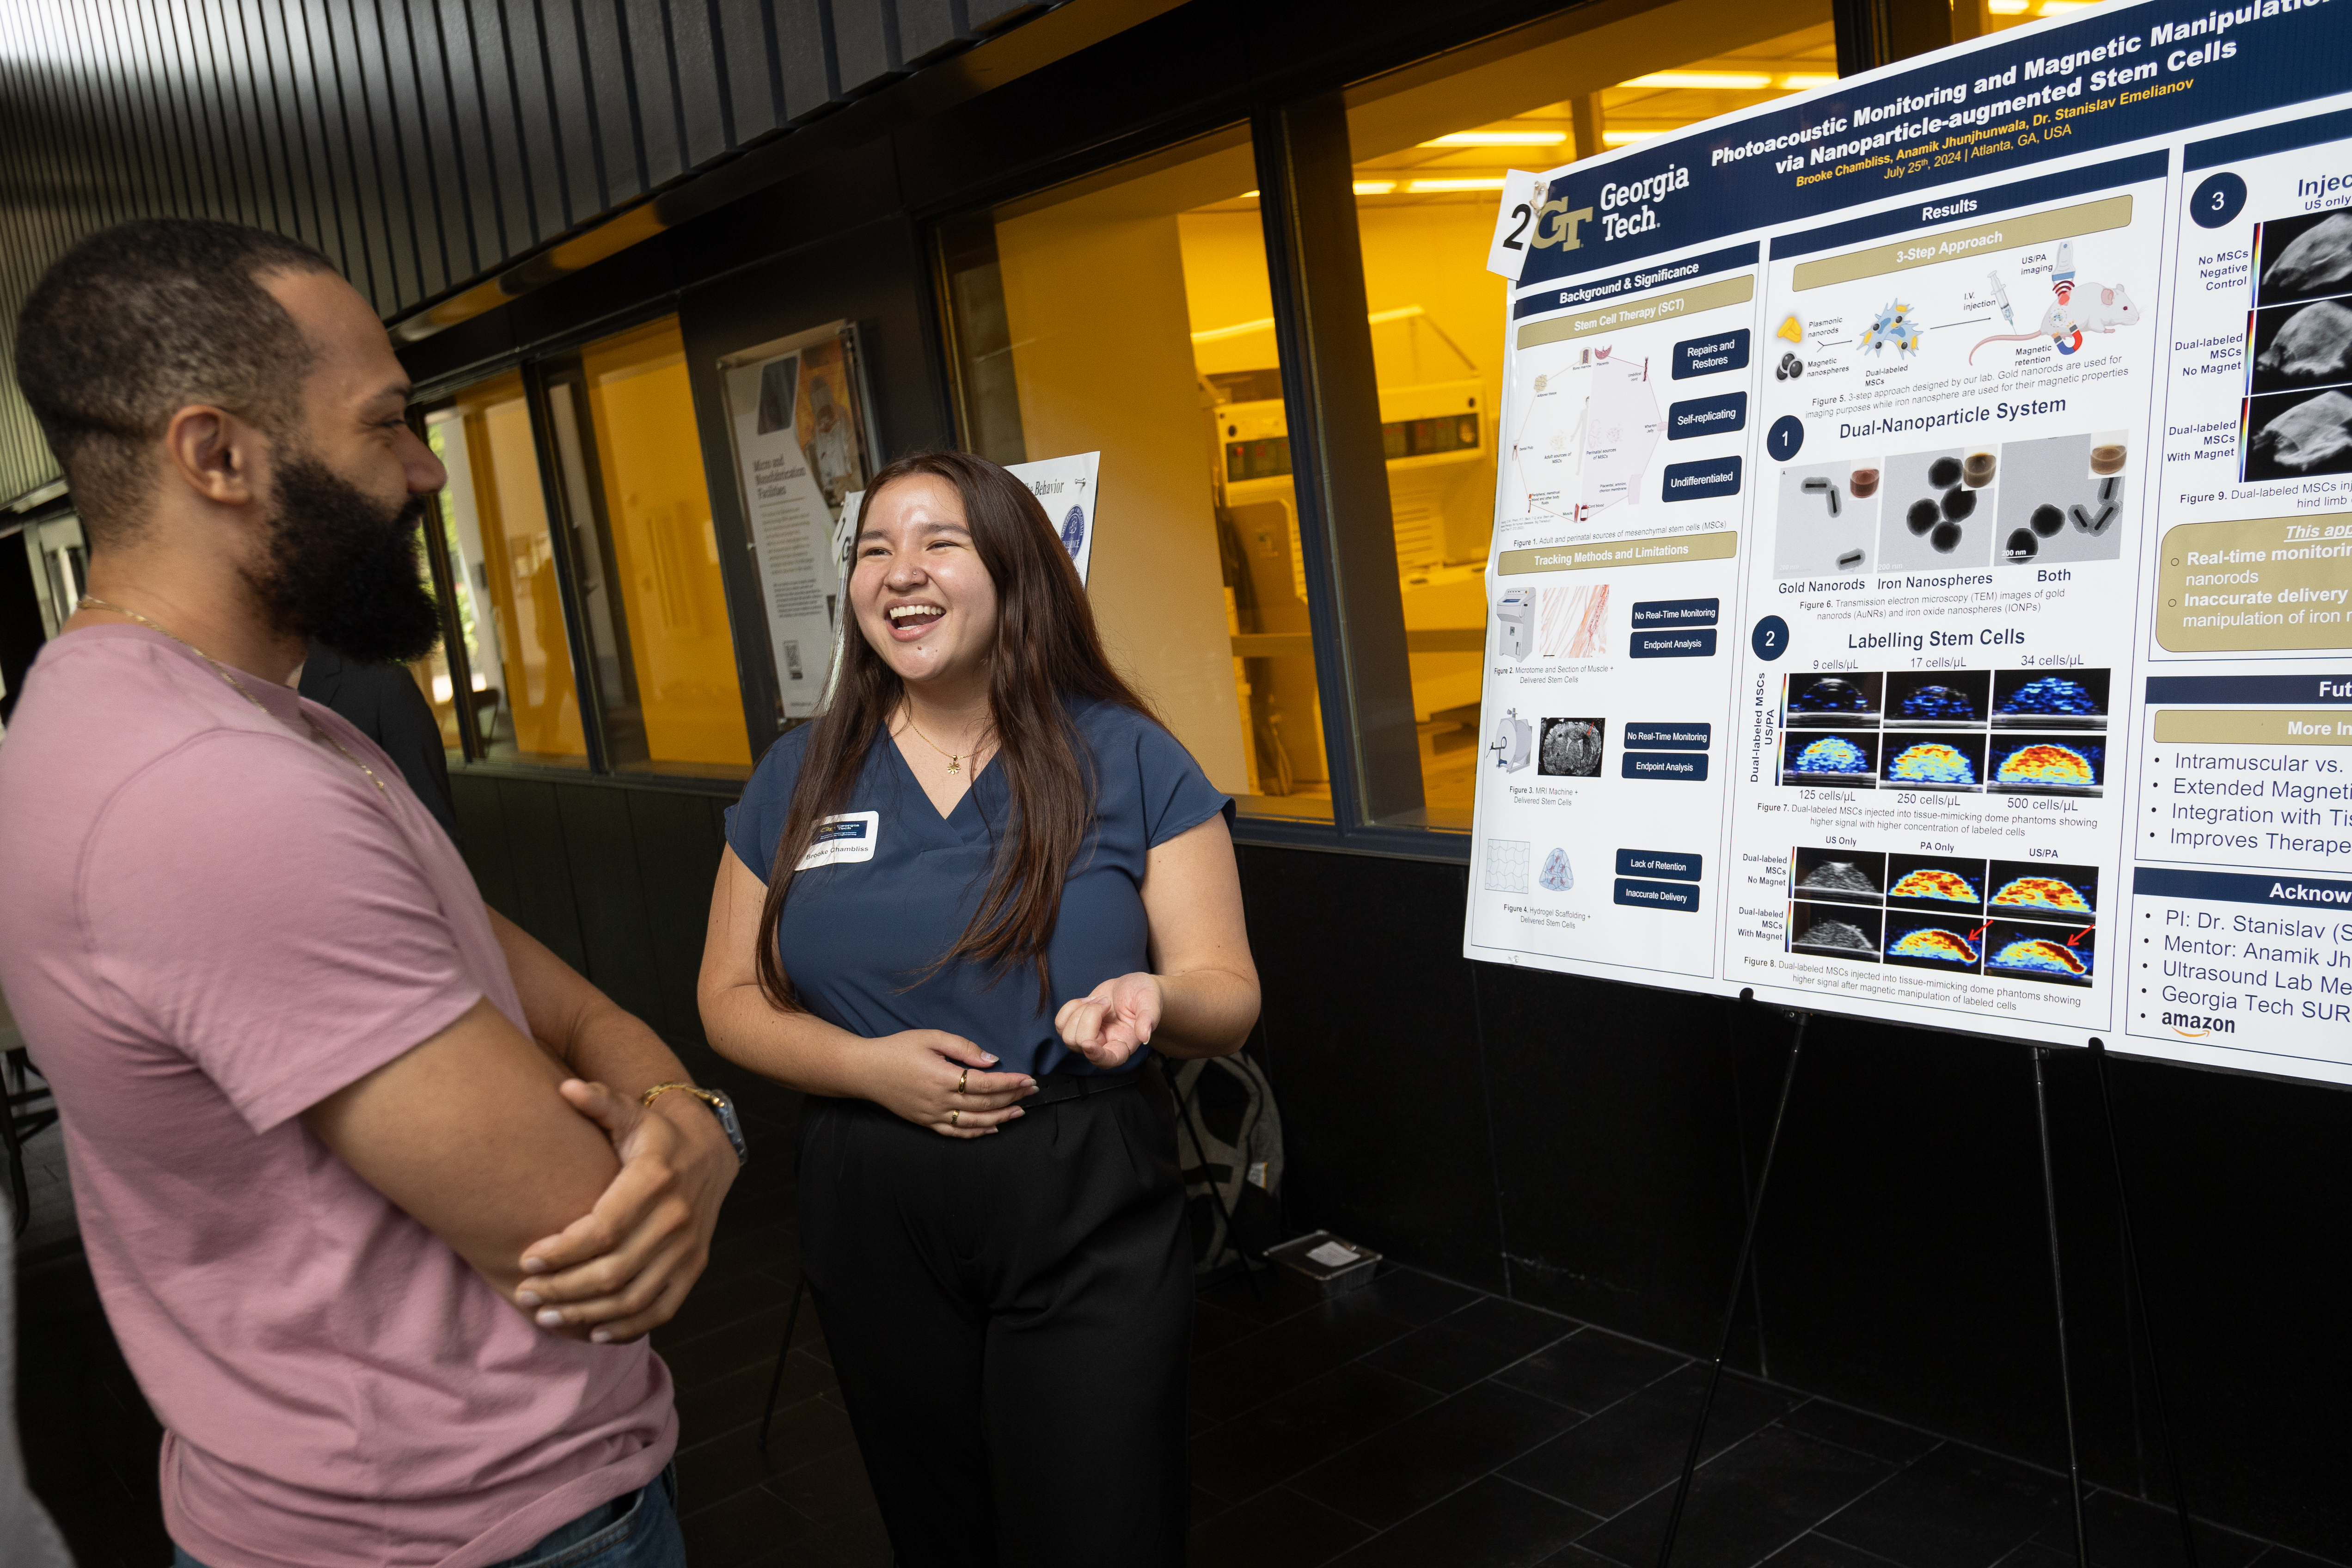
[1026,1060,1157,1108]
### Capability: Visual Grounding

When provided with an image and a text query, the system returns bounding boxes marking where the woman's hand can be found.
[863,1029,1035,1138]
[1056,973,1163,1069]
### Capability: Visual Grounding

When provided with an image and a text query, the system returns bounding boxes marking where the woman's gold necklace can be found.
[899,711,986,776]
[78,596,388,796]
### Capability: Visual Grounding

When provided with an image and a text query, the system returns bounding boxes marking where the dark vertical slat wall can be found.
[0,0,1026,505]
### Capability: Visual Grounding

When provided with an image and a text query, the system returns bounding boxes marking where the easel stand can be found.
[1656,1008,1806,1568]
[1656,1024,2202,1568]
[2090,1039,2201,1568]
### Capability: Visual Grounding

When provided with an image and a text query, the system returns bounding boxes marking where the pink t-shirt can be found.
[0,626,675,1568]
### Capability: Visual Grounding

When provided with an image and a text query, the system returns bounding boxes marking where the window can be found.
[545,319,752,778]
[425,372,588,767]
[1338,0,1837,826]
[420,320,753,779]
[939,128,1335,821]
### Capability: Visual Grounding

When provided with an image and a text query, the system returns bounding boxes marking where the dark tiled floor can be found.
[14,1057,2352,1568]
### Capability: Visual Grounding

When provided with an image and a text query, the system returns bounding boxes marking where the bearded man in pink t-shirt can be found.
[0,221,744,1567]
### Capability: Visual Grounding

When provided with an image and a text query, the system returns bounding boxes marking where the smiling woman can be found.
[697,450,1261,1568]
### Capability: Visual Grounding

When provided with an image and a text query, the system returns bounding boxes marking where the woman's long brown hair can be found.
[755,450,1154,1014]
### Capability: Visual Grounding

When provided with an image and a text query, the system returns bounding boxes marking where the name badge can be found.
[797,811,879,870]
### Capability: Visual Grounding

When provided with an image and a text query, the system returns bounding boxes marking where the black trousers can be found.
[796,1070,1192,1568]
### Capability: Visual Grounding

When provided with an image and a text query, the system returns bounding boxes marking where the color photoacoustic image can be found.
[1991,668,2108,729]
[1782,730,1879,787]
[1987,734,2104,796]
[1985,860,2098,919]
[1791,848,1886,905]
[1783,672,1882,728]
[1883,669,1989,728]
[1880,732,1986,791]
[1885,854,1987,911]
[1982,918,2096,987]
[1788,901,1883,963]
[1883,915,1984,975]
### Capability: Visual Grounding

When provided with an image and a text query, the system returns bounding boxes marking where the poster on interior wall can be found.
[716,321,879,723]
[1460,0,2352,1084]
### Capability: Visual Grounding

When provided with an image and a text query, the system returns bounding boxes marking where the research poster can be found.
[1464,0,2352,1084]
[717,322,878,721]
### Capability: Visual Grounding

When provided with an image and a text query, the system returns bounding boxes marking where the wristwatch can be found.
[640,1082,749,1166]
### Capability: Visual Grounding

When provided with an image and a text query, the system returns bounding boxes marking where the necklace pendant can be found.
[947,759,961,773]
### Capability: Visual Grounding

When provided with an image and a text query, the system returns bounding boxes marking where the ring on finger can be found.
[949,1108,961,1127]
[957,1067,969,1095]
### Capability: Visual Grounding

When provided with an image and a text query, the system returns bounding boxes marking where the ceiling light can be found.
[1602,129,1661,146]
[1779,73,1838,89]
[1405,177,1509,191]
[1988,0,2029,11]
[2035,0,2095,10]
[1419,130,1570,146]
[1623,71,1774,90]
[1353,180,1398,195]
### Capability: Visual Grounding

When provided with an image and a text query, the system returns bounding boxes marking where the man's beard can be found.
[245,452,444,664]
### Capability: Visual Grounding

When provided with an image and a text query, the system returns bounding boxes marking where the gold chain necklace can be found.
[897,710,986,776]
[78,596,389,796]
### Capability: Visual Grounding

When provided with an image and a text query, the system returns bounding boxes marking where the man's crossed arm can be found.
[303,909,739,1342]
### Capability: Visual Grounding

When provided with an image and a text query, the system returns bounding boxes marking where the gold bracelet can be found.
[640,1081,720,1111]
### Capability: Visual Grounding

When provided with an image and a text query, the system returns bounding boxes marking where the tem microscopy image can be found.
[1538,717,1607,777]
[1878,446,1993,570]
[1773,459,1880,578]
[1992,434,2124,568]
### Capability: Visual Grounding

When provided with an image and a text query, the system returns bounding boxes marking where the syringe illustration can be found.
[1987,271,2013,327]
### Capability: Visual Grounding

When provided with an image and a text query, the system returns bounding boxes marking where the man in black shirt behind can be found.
[297,642,461,844]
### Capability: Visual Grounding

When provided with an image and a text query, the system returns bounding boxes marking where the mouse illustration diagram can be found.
[1969,243,2140,363]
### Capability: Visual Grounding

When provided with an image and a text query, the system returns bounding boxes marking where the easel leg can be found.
[1657,1010,1806,1568]
[2033,1047,2089,1567]
[2091,1039,2200,1567]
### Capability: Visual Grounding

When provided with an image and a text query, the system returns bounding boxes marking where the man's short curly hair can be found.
[13,218,337,546]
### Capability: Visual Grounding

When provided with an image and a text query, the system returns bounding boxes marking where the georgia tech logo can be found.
[1530,198,1595,251]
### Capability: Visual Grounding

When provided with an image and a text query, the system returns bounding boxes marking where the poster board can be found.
[717,322,880,723]
[1464,1,2352,1084]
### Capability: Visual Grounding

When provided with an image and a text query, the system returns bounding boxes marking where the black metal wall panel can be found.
[0,0,1017,505]
[831,0,903,94]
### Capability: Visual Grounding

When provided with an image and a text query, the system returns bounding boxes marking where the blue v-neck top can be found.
[724,698,1233,1079]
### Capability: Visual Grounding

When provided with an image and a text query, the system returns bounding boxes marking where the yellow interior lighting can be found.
[1405,177,1507,191]
[1623,70,1775,90]
[1418,130,1570,146]
[1354,180,1399,195]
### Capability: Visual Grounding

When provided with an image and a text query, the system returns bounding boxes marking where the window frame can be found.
[925,105,1479,864]
[408,300,763,792]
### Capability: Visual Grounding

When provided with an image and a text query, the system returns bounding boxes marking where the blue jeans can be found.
[171,1464,685,1568]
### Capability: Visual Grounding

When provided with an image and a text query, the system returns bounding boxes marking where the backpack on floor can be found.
[1165,1051,1283,1274]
